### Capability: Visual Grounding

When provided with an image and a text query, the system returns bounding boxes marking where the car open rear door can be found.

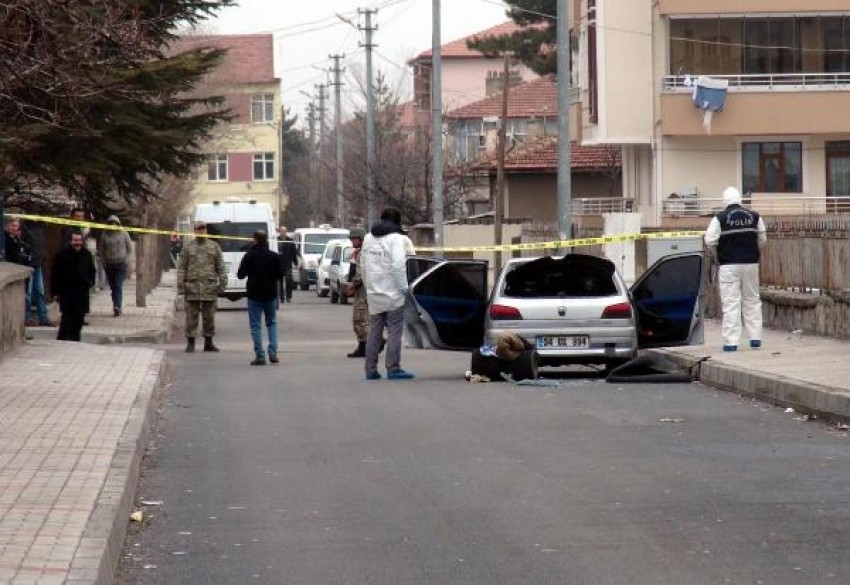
[406,258,488,351]
[630,251,705,349]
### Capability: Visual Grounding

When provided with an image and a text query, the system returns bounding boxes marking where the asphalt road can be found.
[119,292,850,585]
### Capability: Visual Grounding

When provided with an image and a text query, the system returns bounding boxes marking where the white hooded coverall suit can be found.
[704,187,767,348]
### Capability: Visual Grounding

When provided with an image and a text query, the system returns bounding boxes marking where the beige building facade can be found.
[178,35,284,222]
[578,0,850,225]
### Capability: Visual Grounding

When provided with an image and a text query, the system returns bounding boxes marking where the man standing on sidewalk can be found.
[361,207,416,380]
[97,215,133,317]
[177,221,227,353]
[21,219,52,326]
[51,231,96,341]
[704,186,767,352]
[238,230,283,365]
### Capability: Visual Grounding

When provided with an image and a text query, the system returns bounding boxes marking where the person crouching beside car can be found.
[237,230,283,365]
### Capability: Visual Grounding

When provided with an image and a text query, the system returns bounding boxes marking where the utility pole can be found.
[359,8,378,227]
[330,54,346,226]
[557,0,573,244]
[304,100,318,223]
[494,51,511,273]
[316,84,328,155]
[431,0,443,252]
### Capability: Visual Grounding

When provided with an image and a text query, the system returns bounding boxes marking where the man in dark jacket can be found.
[21,219,51,326]
[277,226,300,303]
[237,230,283,365]
[51,231,96,341]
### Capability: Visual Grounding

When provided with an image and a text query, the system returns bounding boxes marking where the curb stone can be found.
[647,349,850,424]
[65,351,166,584]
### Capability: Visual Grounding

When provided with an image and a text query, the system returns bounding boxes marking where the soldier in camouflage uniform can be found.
[177,221,227,353]
[346,228,370,357]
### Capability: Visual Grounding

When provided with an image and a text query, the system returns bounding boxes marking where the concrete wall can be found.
[0,263,32,355]
[658,0,848,15]
[506,173,623,222]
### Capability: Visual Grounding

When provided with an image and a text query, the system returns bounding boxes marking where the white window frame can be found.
[251,93,275,124]
[253,152,275,181]
[206,153,228,182]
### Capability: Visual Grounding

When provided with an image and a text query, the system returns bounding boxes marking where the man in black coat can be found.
[51,231,96,341]
[237,230,283,365]
[277,226,300,303]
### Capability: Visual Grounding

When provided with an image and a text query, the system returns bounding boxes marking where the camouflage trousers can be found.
[352,292,370,342]
[185,300,217,338]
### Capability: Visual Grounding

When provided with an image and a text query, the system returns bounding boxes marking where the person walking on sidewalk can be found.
[51,231,96,341]
[277,226,300,303]
[345,227,369,358]
[704,186,767,352]
[177,221,227,353]
[361,207,416,380]
[237,230,283,365]
[97,215,133,317]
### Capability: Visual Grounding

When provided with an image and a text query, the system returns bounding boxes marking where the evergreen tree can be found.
[0,0,236,215]
[466,0,557,75]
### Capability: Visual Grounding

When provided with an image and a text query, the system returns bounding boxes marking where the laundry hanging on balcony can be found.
[692,76,729,134]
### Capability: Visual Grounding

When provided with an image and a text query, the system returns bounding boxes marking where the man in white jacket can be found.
[361,207,416,380]
[704,186,767,351]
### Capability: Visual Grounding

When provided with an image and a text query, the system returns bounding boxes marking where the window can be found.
[251,93,275,123]
[742,142,802,193]
[253,152,275,180]
[206,154,227,182]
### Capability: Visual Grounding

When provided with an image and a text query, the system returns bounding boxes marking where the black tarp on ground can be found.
[605,354,693,384]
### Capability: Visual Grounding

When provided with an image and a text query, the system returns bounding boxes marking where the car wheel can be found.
[340,293,349,305]
[318,288,329,298]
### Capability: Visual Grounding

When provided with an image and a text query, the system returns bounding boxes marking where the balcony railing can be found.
[574,196,850,217]
[663,73,850,92]
[573,198,635,215]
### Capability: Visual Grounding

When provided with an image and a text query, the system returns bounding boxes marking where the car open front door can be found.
[630,251,705,349]
[406,258,488,351]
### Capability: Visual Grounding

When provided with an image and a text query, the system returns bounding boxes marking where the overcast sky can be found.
[208,0,511,123]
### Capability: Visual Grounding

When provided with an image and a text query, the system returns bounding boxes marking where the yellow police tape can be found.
[8,212,704,252]
[8,213,253,241]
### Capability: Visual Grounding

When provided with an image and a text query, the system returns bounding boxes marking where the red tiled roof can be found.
[472,136,622,173]
[171,34,277,85]
[446,75,556,119]
[415,21,545,60]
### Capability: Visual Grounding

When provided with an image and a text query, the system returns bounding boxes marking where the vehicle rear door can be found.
[406,258,488,351]
[630,251,705,348]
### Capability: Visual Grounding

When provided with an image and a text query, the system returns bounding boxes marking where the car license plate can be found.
[537,335,589,349]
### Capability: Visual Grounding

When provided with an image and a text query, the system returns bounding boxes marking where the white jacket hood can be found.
[722,187,742,206]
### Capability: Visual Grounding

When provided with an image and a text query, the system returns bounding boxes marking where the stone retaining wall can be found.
[761,289,850,340]
[0,263,32,355]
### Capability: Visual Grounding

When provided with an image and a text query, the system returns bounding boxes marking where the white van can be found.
[291,225,349,290]
[192,199,278,303]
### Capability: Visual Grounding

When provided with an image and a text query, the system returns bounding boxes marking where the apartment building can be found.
[410,21,540,115]
[577,0,850,225]
[176,34,283,222]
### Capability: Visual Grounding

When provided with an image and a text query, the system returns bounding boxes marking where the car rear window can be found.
[502,255,618,298]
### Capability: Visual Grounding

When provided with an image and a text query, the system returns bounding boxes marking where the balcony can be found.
[661,74,850,136]
[574,195,850,220]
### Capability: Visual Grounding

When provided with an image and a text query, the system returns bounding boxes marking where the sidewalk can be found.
[0,274,177,584]
[648,320,850,423]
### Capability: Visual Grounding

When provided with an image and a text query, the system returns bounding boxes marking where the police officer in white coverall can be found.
[704,186,767,352]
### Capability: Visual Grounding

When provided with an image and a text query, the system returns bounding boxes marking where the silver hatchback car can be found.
[405,252,705,368]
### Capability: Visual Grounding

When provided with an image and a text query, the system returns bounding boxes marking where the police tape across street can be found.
[7,212,703,254]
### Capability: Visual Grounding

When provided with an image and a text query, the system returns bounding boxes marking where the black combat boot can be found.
[203,336,219,352]
[185,337,195,353]
[347,341,366,358]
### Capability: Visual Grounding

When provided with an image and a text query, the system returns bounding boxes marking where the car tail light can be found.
[601,302,632,319]
[489,304,522,320]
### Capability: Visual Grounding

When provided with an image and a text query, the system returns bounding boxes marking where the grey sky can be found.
[208,0,511,121]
